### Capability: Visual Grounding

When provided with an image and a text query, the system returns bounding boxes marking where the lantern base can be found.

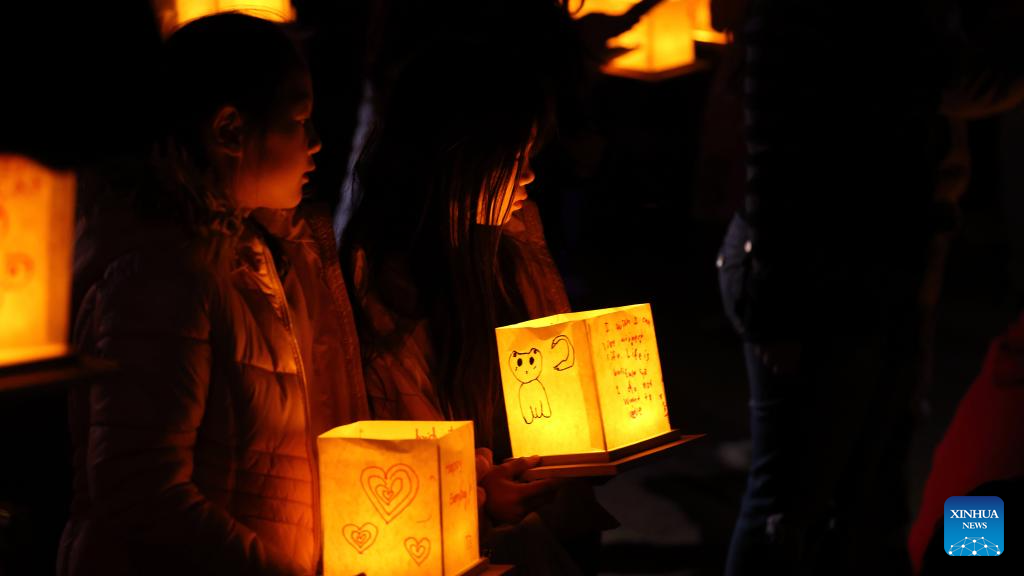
[478,562,514,575]
[0,354,109,394]
[601,59,711,82]
[520,433,705,481]
[458,557,498,576]
[536,429,686,466]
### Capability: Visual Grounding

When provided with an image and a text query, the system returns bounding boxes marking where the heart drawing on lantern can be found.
[404,536,431,566]
[0,207,35,312]
[360,464,419,523]
[341,522,378,554]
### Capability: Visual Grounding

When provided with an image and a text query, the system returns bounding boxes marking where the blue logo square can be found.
[944,496,1004,557]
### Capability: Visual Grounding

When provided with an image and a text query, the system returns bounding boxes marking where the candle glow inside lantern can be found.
[496,303,674,463]
[0,155,75,368]
[574,0,696,78]
[318,421,482,576]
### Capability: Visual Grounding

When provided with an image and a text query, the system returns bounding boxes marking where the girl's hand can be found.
[479,456,561,525]
[475,447,494,509]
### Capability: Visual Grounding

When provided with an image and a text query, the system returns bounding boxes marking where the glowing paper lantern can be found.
[318,421,483,576]
[574,0,696,79]
[496,303,674,464]
[0,155,75,368]
[152,0,295,37]
[689,0,728,44]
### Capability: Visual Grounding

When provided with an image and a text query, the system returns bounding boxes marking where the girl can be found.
[60,14,366,576]
[343,2,614,572]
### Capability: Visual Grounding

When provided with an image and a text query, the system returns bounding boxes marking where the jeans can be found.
[719,215,917,575]
[724,344,829,576]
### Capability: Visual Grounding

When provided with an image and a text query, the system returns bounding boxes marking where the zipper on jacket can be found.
[260,239,322,567]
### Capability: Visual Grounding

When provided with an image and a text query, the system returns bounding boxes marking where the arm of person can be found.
[941,63,1024,119]
[82,252,303,575]
[941,0,1024,120]
[474,449,560,525]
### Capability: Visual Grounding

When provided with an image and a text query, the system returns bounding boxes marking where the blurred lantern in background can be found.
[0,155,75,368]
[495,303,677,467]
[318,421,484,576]
[689,0,728,44]
[574,0,694,79]
[151,0,295,37]
[573,0,726,80]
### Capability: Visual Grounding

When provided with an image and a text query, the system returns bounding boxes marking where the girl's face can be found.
[477,133,536,227]
[233,70,320,211]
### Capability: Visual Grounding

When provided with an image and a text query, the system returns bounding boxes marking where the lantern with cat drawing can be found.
[496,303,680,469]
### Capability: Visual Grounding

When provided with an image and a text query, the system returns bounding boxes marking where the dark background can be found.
[3,1,1023,574]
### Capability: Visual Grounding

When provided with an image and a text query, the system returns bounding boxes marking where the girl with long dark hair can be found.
[344,2,614,572]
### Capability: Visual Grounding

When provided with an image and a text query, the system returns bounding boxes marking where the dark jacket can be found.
[59,205,368,576]
[723,0,940,343]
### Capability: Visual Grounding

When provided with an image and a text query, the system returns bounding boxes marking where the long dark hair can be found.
[346,1,571,449]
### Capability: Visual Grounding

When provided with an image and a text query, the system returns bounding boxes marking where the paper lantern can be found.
[318,421,483,576]
[152,0,295,37]
[689,0,728,44]
[0,155,75,368]
[574,0,696,79]
[496,303,674,464]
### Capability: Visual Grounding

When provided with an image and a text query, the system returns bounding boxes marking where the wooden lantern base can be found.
[460,557,514,576]
[0,354,102,392]
[520,432,705,481]
[536,429,686,466]
[602,59,711,82]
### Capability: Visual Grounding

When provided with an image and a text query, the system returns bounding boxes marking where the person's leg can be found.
[725,343,804,576]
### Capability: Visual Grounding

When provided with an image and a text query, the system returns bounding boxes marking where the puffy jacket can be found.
[59,205,368,575]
